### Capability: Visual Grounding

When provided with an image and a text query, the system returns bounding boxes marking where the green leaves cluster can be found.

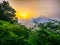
[0,1,17,23]
[0,20,60,45]
[0,20,30,45]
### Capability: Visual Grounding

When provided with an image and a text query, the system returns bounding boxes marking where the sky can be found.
[0,0,60,20]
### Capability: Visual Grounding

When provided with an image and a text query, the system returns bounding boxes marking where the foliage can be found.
[0,20,31,45]
[0,1,17,23]
[0,20,60,45]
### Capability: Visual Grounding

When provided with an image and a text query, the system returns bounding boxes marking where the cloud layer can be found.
[0,0,60,20]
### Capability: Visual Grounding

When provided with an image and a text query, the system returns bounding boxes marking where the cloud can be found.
[5,0,60,20]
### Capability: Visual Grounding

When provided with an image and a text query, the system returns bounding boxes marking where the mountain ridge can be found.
[18,16,53,27]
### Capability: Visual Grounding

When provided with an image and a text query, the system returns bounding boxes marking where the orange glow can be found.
[16,8,34,20]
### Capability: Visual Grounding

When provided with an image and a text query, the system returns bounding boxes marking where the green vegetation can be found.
[0,1,60,45]
[0,20,60,45]
[0,20,30,45]
[0,1,17,23]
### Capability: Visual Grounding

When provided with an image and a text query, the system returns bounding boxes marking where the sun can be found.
[16,9,33,20]
[20,12,29,19]
[16,11,30,20]
[16,8,34,20]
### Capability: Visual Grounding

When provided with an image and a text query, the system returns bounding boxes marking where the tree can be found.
[0,1,17,23]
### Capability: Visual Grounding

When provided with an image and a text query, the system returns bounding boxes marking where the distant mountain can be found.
[32,16,52,23]
[18,16,53,27]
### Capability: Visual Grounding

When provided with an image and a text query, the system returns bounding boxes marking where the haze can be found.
[0,0,60,20]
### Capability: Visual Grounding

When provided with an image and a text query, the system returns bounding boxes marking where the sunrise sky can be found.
[0,0,60,20]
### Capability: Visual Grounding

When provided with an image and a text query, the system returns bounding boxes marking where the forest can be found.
[0,1,60,45]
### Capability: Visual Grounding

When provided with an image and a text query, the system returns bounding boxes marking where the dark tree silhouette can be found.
[0,1,17,23]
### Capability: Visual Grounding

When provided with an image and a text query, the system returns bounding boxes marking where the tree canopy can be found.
[0,1,17,23]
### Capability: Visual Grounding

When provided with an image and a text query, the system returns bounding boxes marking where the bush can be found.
[0,20,60,45]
